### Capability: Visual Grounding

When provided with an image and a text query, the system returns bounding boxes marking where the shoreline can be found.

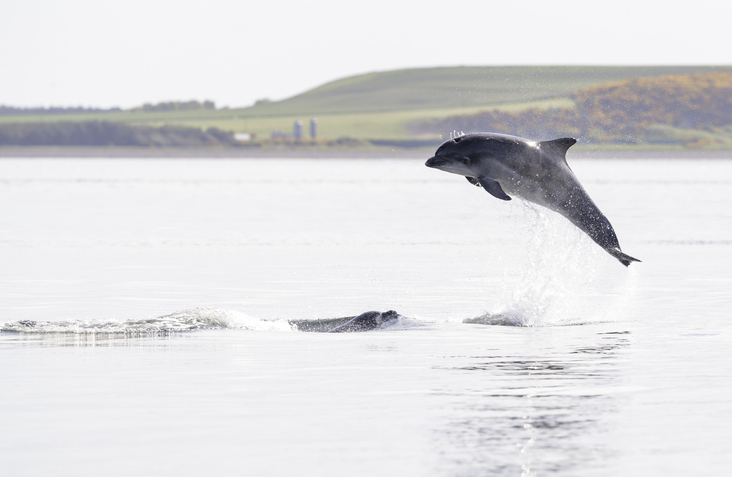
[1,146,731,160]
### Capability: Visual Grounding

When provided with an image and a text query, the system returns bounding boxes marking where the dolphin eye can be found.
[460,157,470,164]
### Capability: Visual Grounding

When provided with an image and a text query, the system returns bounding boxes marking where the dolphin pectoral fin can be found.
[465,176,481,187]
[478,177,511,201]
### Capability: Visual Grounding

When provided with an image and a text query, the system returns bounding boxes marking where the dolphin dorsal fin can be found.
[539,138,577,158]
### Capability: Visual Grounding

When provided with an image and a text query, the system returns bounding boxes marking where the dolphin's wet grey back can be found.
[425,132,640,266]
[329,310,399,333]
[289,310,400,333]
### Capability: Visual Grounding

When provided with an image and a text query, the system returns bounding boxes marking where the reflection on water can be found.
[433,332,629,476]
[0,330,186,348]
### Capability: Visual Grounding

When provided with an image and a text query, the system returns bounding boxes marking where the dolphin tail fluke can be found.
[608,248,641,267]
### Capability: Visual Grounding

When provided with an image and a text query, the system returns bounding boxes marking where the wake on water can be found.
[0,309,413,335]
[0,309,293,335]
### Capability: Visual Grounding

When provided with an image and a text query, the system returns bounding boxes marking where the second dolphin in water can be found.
[328,310,399,333]
[425,132,640,266]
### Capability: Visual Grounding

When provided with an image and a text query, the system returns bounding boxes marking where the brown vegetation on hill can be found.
[572,71,732,140]
[409,71,732,146]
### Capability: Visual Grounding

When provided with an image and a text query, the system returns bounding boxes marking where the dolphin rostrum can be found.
[425,132,640,267]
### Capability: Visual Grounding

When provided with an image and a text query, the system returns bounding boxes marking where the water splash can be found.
[475,201,635,327]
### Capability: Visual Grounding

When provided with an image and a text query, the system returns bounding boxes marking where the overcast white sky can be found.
[1,0,731,109]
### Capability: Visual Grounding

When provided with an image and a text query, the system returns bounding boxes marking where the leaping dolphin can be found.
[425,132,640,267]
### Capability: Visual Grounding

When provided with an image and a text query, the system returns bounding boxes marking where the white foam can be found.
[378,315,428,331]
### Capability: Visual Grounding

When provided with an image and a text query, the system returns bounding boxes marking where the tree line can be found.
[0,105,122,116]
[0,100,218,116]
[409,71,732,144]
[0,121,237,147]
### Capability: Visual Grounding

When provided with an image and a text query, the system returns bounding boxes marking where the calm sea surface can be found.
[1,156,731,476]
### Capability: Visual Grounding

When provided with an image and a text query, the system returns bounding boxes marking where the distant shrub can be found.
[0,121,236,147]
[326,137,369,147]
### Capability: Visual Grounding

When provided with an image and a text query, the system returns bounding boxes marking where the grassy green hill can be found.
[3,65,732,143]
